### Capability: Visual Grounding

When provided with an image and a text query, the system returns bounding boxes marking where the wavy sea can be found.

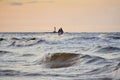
[0,32,120,80]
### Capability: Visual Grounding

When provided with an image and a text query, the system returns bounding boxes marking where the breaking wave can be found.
[34,53,108,69]
[41,53,80,68]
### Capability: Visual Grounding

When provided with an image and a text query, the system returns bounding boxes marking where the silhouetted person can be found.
[53,27,57,33]
[58,28,64,35]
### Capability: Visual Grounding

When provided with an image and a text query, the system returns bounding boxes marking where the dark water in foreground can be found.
[0,32,120,80]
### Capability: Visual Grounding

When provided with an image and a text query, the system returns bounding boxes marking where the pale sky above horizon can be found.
[0,0,120,32]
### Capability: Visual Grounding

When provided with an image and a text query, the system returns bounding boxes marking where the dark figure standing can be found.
[58,28,64,35]
[53,27,57,33]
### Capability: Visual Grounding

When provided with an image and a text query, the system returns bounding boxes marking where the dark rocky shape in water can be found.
[26,38,38,41]
[42,53,80,68]
[30,38,37,40]
[0,38,5,41]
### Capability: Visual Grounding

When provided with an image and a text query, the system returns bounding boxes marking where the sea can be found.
[0,32,120,80]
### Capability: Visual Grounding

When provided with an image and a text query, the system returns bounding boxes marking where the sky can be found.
[0,0,120,32]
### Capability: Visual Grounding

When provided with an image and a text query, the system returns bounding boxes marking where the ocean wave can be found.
[86,65,112,75]
[86,62,120,76]
[0,35,99,47]
[78,54,107,65]
[95,46,120,53]
[0,50,12,56]
[7,37,63,47]
[34,53,108,68]
[80,37,97,40]
[85,57,105,64]
[0,33,120,79]
[99,34,120,39]
[8,38,43,47]
[41,53,80,68]
[0,69,21,76]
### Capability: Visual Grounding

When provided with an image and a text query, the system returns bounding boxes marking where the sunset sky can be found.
[0,0,120,32]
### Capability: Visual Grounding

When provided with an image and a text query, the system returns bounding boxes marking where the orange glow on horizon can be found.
[0,0,120,32]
